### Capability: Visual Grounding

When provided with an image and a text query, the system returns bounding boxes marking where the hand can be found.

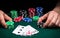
[0,10,12,28]
[38,11,60,28]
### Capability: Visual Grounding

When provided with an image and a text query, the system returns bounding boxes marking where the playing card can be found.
[21,25,39,36]
[12,25,39,36]
[12,25,25,35]
[27,25,39,35]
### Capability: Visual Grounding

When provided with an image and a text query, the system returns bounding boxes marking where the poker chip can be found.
[6,21,14,29]
[36,7,43,13]
[10,10,18,19]
[28,8,35,18]
[28,8,35,13]
[23,17,32,22]
[37,22,44,28]
[36,7,43,17]
[20,10,27,17]
[14,16,23,22]
[33,16,39,21]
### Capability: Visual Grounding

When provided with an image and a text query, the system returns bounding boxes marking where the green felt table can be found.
[0,12,60,38]
[0,20,60,38]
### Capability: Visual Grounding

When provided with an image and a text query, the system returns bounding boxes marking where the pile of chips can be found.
[10,7,43,22]
[6,7,44,29]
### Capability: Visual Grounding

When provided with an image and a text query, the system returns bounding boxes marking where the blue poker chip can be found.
[23,17,32,22]
[36,7,43,17]
[36,7,43,13]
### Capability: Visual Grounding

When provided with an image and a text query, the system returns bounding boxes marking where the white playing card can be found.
[27,25,39,35]
[21,25,39,36]
[12,25,39,36]
[12,25,25,35]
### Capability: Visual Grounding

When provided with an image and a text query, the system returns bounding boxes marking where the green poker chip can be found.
[6,21,14,29]
[7,25,14,29]
[33,16,39,21]
[10,10,18,19]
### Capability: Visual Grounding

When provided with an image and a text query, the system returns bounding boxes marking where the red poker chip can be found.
[28,8,35,18]
[28,8,35,13]
[14,16,23,22]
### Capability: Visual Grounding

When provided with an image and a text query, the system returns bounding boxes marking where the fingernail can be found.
[5,25,7,28]
[59,24,60,27]
[43,23,46,28]
[10,18,12,21]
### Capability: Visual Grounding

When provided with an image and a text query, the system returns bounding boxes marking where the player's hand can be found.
[0,10,12,28]
[38,11,60,28]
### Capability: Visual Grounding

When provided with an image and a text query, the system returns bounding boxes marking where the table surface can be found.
[0,21,60,38]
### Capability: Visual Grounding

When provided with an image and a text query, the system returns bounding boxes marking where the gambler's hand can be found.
[0,10,12,28]
[38,11,60,28]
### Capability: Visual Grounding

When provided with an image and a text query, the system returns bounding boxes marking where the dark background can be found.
[0,0,57,13]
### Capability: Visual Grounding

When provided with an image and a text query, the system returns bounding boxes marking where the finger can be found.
[59,23,60,27]
[3,13,12,21]
[49,13,58,27]
[56,17,60,26]
[57,17,60,27]
[38,13,48,23]
[43,12,54,28]
[0,13,7,28]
